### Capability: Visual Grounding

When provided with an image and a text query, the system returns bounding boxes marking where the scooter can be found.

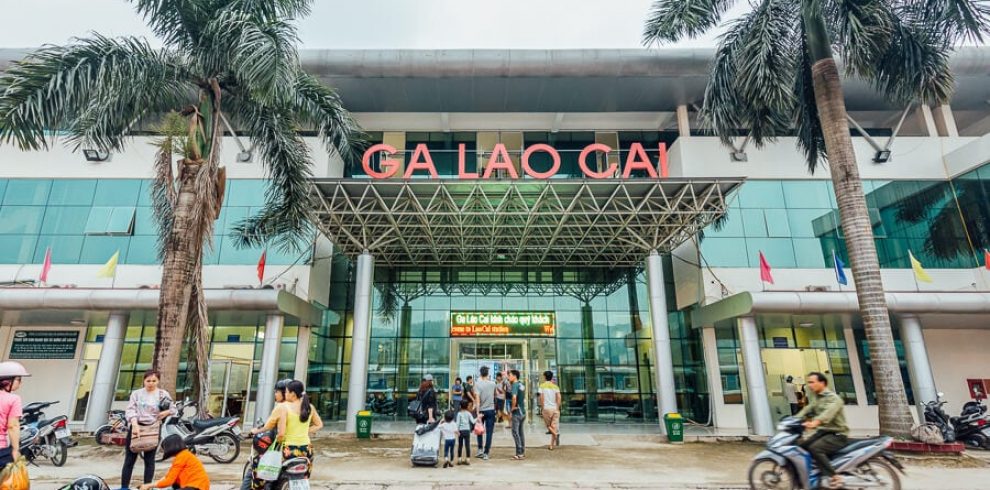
[923,395,956,442]
[748,417,905,489]
[94,409,128,447]
[241,420,311,490]
[950,398,990,450]
[19,401,74,467]
[159,398,241,463]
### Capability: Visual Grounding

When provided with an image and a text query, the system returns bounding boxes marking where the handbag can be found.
[128,420,161,453]
[407,391,425,419]
[0,458,29,490]
[256,442,283,481]
[473,417,486,436]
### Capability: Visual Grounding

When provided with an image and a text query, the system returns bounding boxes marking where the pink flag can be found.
[759,251,774,284]
[39,247,52,284]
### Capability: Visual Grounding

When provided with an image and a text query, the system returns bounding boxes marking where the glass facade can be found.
[0,178,298,265]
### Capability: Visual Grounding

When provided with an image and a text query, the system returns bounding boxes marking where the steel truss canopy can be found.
[311,179,741,267]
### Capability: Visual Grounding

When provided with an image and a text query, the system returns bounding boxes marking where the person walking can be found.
[499,372,513,428]
[508,369,526,460]
[796,372,849,489]
[455,400,476,465]
[474,366,497,460]
[439,411,457,468]
[537,370,561,450]
[784,376,800,415]
[415,375,439,424]
[0,361,30,470]
[246,379,291,490]
[122,370,172,490]
[464,376,477,411]
[494,372,507,425]
[277,380,323,482]
[451,377,464,411]
[138,434,209,490]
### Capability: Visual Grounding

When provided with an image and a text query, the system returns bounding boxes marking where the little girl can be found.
[439,411,458,468]
[456,399,476,465]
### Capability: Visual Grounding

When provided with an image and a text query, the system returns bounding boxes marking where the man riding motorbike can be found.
[796,372,848,489]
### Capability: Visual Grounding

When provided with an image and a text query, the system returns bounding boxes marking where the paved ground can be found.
[27,428,990,489]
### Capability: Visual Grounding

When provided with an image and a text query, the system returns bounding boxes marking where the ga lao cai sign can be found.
[362,142,669,180]
[451,311,556,337]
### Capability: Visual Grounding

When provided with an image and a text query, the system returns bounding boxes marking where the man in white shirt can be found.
[784,375,800,415]
[537,370,562,450]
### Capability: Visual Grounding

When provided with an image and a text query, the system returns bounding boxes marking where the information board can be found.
[450,311,556,337]
[8,330,79,359]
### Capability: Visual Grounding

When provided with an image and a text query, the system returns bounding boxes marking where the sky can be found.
[0,0,742,49]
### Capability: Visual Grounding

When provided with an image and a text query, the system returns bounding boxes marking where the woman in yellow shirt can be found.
[278,380,323,479]
[247,379,291,490]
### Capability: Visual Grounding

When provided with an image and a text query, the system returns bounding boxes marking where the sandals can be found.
[512,455,525,460]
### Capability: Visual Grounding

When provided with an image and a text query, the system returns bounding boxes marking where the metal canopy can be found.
[311,179,741,267]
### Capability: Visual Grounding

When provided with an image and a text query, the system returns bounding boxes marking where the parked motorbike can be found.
[19,401,74,467]
[366,393,397,416]
[241,420,311,490]
[159,398,241,463]
[923,394,957,442]
[94,409,128,447]
[748,417,904,489]
[950,397,990,450]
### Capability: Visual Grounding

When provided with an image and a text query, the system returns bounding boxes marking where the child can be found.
[138,434,210,490]
[439,410,458,468]
[456,399,476,465]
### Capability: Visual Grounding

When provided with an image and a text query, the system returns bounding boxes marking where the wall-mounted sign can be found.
[9,330,79,359]
[450,311,556,337]
[362,142,669,180]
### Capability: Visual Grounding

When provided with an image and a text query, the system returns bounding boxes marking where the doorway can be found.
[761,348,831,422]
[208,359,254,419]
[449,338,557,414]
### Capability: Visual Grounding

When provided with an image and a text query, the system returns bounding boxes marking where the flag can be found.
[759,251,774,284]
[984,249,990,270]
[257,249,267,285]
[908,250,932,283]
[96,250,119,278]
[832,250,848,286]
[39,247,52,284]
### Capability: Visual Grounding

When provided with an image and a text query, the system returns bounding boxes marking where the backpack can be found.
[407,390,425,419]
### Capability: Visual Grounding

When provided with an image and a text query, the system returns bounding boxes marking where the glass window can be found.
[699,238,749,267]
[93,180,141,206]
[40,206,89,235]
[741,209,768,237]
[80,236,129,263]
[133,207,158,236]
[0,235,38,263]
[107,207,136,235]
[227,180,269,207]
[703,207,744,238]
[793,239,827,268]
[764,209,791,237]
[738,181,785,208]
[84,208,112,234]
[782,181,834,208]
[2,179,51,205]
[787,209,833,238]
[747,238,796,268]
[49,180,97,206]
[0,206,45,234]
[34,236,84,263]
[126,236,159,264]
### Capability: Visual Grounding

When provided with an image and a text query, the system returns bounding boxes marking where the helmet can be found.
[66,475,110,490]
[275,378,293,391]
[0,361,30,379]
[252,428,277,454]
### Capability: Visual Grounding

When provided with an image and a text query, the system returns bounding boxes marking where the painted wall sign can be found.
[362,142,669,180]
[9,330,79,359]
[450,311,556,337]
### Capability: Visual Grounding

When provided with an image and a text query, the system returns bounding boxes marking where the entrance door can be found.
[761,348,831,422]
[208,359,253,418]
[449,339,557,415]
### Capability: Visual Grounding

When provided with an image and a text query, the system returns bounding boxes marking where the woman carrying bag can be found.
[122,370,172,490]
[275,380,322,482]
[247,379,292,490]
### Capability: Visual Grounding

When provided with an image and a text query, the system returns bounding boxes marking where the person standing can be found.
[0,362,29,469]
[122,370,172,490]
[784,376,800,415]
[464,376,477,411]
[537,370,561,450]
[455,400,476,465]
[473,366,497,460]
[416,374,439,424]
[508,369,526,460]
[796,372,849,489]
[277,380,323,482]
[494,372,507,425]
[439,411,457,468]
[451,377,464,411]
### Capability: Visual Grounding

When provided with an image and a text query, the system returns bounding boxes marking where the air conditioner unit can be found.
[804,285,831,292]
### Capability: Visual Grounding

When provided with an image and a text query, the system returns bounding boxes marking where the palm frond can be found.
[0,35,191,151]
[132,0,212,49]
[292,72,366,160]
[151,112,188,260]
[870,12,954,105]
[643,0,739,44]
[826,0,894,78]
[903,0,990,43]
[794,30,827,173]
[226,0,313,21]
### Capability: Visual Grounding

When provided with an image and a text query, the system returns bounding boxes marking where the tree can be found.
[644,0,988,437]
[0,0,361,409]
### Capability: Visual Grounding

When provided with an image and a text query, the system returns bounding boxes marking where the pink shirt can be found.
[0,391,23,449]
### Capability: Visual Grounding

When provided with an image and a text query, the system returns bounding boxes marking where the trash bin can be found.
[663,413,684,443]
[356,410,373,439]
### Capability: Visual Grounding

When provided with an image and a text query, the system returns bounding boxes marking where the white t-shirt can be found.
[784,383,798,404]
[439,421,458,440]
[538,381,560,410]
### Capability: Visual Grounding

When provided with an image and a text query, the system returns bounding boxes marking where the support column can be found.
[916,105,938,137]
[933,104,959,137]
[841,315,868,406]
[84,311,129,432]
[345,252,374,433]
[255,314,285,421]
[676,105,691,138]
[899,314,937,419]
[646,251,678,431]
[738,315,773,436]
[294,325,311,382]
[701,325,723,427]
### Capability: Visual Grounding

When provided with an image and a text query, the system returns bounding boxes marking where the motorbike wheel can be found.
[94,426,112,446]
[857,458,901,489]
[747,457,796,490]
[50,441,68,467]
[210,432,241,464]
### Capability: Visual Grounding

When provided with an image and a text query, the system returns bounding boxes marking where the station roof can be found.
[310,178,741,267]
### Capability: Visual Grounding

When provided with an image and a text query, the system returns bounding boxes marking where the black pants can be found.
[457,429,471,458]
[800,431,848,477]
[122,429,156,488]
[789,403,800,415]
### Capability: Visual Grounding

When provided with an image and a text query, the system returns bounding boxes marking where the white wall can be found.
[925,328,990,415]
[0,325,86,421]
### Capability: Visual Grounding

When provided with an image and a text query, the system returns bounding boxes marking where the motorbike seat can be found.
[830,438,882,458]
[191,416,236,431]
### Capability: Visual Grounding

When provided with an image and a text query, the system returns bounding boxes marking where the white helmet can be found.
[0,361,30,379]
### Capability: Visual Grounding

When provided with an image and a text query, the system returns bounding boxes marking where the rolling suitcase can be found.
[411,422,441,467]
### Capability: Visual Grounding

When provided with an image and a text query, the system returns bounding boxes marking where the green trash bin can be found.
[356,410,373,439]
[663,413,684,443]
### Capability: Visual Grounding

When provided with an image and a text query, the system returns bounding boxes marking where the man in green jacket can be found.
[795,372,849,488]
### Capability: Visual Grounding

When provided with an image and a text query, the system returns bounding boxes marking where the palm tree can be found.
[0,0,361,407]
[644,0,988,437]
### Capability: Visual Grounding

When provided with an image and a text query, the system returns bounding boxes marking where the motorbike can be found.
[748,417,904,489]
[366,393,397,416]
[950,397,990,450]
[94,409,128,447]
[158,398,241,463]
[241,420,311,490]
[923,394,956,443]
[19,401,74,467]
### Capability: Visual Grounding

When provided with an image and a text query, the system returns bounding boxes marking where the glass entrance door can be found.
[449,339,557,414]
[209,359,253,418]
[761,348,832,422]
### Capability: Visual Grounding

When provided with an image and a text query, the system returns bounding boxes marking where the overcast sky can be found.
[0,0,741,49]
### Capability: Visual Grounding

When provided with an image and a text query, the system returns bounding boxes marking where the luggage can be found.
[411,422,441,467]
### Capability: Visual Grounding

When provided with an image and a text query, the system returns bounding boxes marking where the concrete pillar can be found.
[255,313,285,421]
[676,105,691,138]
[646,251,678,431]
[738,315,774,436]
[701,325,723,427]
[899,314,937,419]
[345,252,374,432]
[841,315,868,406]
[84,311,129,432]
[294,325,311,382]
[933,104,959,137]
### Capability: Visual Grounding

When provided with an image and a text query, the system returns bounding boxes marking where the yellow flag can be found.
[97,250,120,278]
[909,250,932,283]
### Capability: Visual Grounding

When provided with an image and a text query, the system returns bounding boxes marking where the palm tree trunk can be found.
[802,2,913,437]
